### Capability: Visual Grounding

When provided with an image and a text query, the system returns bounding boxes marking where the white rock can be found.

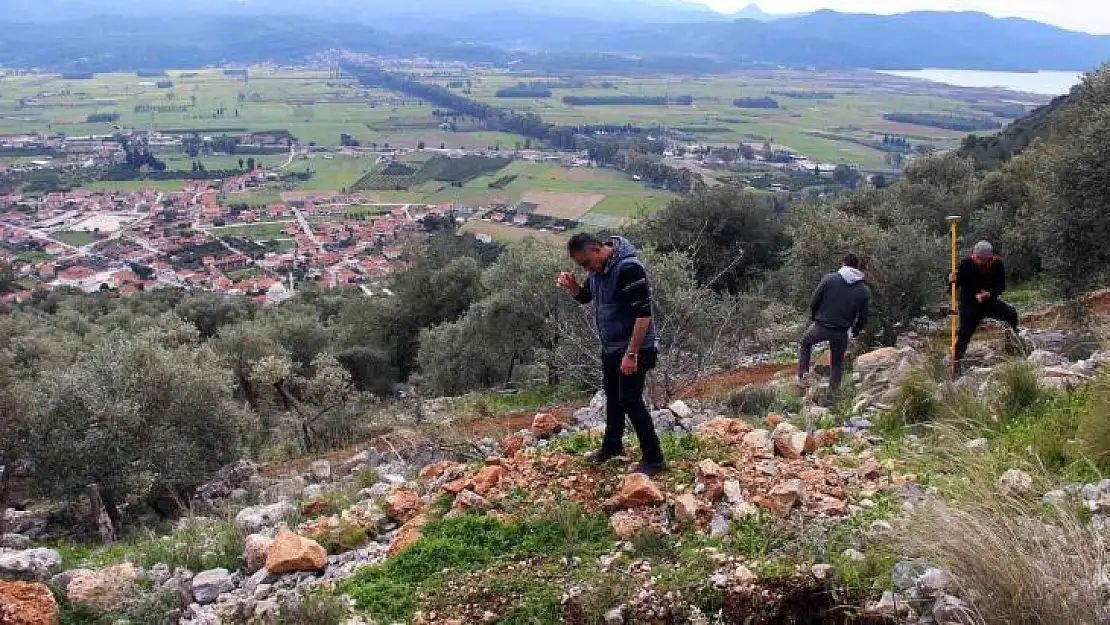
[966,438,989,452]
[668,400,694,419]
[811,563,835,580]
[916,568,952,597]
[997,469,1034,498]
[842,548,866,562]
[0,547,62,581]
[310,460,332,482]
[604,606,624,625]
[191,568,234,605]
[235,502,296,533]
[382,474,407,486]
[723,480,744,504]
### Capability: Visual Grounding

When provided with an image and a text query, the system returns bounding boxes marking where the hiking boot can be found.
[630,461,668,476]
[585,448,624,465]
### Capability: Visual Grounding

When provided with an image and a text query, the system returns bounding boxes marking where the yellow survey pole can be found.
[948,215,961,378]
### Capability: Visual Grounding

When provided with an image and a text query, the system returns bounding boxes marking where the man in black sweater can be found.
[799,254,871,391]
[952,240,1019,370]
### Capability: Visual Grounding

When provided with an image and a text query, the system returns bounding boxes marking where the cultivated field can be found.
[420,67,1049,169]
[519,191,604,220]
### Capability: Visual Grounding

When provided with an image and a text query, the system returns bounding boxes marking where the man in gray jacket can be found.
[798,254,871,391]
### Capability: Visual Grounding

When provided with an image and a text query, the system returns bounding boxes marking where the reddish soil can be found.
[674,363,796,399]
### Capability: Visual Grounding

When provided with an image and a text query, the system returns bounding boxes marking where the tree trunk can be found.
[505,352,517,387]
[240,372,260,411]
[0,466,11,533]
[87,484,117,545]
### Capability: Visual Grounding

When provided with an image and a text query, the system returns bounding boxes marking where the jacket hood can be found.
[602,236,639,273]
[838,266,866,285]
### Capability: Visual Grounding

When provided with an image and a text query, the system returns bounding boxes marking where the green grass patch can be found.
[53,230,96,246]
[344,506,612,622]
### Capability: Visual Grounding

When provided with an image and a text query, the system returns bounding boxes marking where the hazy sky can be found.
[696,1,1110,34]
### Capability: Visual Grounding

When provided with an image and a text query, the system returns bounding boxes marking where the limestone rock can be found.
[473,465,507,496]
[0,548,62,581]
[667,400,694,419]
[615,474,665,509]
[723,480,744,504]
[418,461,461,483]
[235,502,296,534]
[694,459,729,501]
[384,489,422,522]
[763,479,805,518]
[243,534,274,574]
[387,515,427,558]
[857,457,883,480]
[812,494,848,517]
[0,580,58,625]
[609,511,648,540]
[771,422,811,460]
[0,535,31,550]
[933,594,973,624]
[741,429,773,458]
[811,564,835,580]
[674,494,701,523]
[998,469,1034,499]
[65,563,138,612]
[191,568,234,604]
[531,413,561,439]
[696,418,752,445]
[310,460,332,483]
[265,529,327,574]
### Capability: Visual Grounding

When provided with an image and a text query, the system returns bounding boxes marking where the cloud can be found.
[695,0,1110,34]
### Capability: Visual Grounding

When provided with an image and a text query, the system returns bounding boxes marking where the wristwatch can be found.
[624,351,638,360]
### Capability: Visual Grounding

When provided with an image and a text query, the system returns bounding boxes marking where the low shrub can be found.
[990,360,1044,416]
[891,368,940,425]
[727,385,776,416]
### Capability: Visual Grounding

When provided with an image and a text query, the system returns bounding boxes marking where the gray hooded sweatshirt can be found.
[810,266,871,335]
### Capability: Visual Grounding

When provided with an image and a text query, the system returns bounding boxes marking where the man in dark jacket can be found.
[798,254,871,391]
[557,233,665,475]
[952,240,1019,370]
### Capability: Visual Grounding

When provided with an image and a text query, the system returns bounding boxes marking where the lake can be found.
[877,69,1084,96]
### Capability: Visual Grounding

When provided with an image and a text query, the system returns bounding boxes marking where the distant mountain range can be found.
[1,1,1108,73]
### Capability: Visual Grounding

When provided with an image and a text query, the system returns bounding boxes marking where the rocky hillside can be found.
[2,296,1109,625]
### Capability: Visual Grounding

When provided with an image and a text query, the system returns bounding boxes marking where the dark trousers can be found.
[955,298,1019,363]
[600,349,663,464]
[798,322,849,389]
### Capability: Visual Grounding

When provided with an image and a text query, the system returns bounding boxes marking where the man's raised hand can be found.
[556,272,580,295]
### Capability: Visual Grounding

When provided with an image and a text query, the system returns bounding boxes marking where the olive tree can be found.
[30,329,250,527]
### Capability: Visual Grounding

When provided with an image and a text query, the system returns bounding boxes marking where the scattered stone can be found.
[1028,349,1066,367]
[300,497,329,518]
[998,469,1034,499]
[450,490,491,515]
[709,514,730,538]
[263,475,306,503]
[191,569,234,605]
[696,418,752,445]
[388,515,427,558]
[609,511,649,540]
[916,568,952,597]
[857,457,883,480]
[604,606,624,625]
[812,494,848,517]
[870,520,894,534]
[65,563,138,612]
[235,502,296,533]
[730,564,757,586]
[741,429,773,458]
[766,413,784,427]
[842,549,866,562]
[891,560,927,589]
[865,590,900,617]
[723,480,744,504]
[265,528,327,574]
[0,580,58,625]
[762,479,805,518]
[500,433,526,456]
[472,465,507,496]
[243,534,274,574]
[0,535,31,550]
[418,461,461,483]
[966,438,989,452]
[811,564,835,580]
[381,473,408,486]
[933,594,973,624]
[674,494,701,523]
[615,474,665,509]
[0,548,62,581]
[1041,489,1069,506]
[531,413,561,439]
[668,400,694,419]
[771,422,812,460]
[310,460,332,482]
[384,489,422,522]
[815,428,844,447]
